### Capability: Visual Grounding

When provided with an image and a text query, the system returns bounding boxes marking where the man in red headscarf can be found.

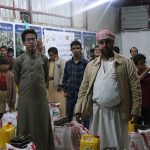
[75,29,142,149]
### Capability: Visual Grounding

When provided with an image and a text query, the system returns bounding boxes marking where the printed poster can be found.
[82,32,96,60]
[44,28,74,60]
[0,23,13,48]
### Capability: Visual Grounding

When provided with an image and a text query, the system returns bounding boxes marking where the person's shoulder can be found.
[58,57,66,62]
[40,54,48,60]
[85,57,100,68]
[122,55,134,64]
[7,70,14,77]
[63,59,72,68]
[15,53,26,62]
[116,54,136,70]
[115,53,132,64]
[81,58,88,64]
[66,58,73,64]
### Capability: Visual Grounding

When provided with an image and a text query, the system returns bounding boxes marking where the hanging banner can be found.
[15,24,42,57]
[0,23,13,48]
[82,32,96,60]
[44,28,74,60]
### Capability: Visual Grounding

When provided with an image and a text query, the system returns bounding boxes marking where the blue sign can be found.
[15,24,26,33]
[30,26,42,38]
[83,32,96,37]
[0,23,13,31]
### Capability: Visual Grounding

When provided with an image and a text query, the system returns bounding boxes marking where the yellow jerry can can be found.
[80,134,100,150]
[0,123,15,149]
[128,117,136,133]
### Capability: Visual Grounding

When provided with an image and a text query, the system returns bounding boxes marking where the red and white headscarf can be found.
[96,29,115,41]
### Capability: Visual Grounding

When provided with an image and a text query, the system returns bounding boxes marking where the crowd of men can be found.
[0,28,149,150]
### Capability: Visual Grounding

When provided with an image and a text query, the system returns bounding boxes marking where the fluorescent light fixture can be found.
[52,0,72,7]
[85,0,110,11]
[75,0,118,14]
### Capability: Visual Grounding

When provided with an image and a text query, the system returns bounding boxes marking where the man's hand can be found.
[75,113,82,123]
[130,115,138,123]
[57,85,62,92]
[9,108,15,113]
[64,92,69,98]
[143,66,150,72]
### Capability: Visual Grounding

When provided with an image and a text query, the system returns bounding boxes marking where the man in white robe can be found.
[75,30,141,150]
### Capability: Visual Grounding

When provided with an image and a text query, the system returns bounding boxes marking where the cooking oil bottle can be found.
[80,134,100,150]
[0,123,15,149]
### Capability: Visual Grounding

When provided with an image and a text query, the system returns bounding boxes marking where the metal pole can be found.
[28,0,32,23]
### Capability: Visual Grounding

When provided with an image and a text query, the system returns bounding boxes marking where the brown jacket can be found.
[75,52,142,121]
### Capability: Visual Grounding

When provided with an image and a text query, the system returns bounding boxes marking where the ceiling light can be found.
[75,0,118,14]
[52,0,72,7]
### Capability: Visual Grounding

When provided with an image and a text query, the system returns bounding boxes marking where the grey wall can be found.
[121,31,150,65]
[87,4,120,33]
[0,0,120,33]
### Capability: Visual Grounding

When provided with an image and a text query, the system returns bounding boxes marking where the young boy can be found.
[7,47,15,72]
[0,46,8,59]
[0,58,16,119]
[133,53,150,125]
[63,40,88,122]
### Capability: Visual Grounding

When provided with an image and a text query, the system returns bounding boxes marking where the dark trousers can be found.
[138,107,150,125]
[66,93,77,122]
[66,93,89,129]
[0,113,4,119]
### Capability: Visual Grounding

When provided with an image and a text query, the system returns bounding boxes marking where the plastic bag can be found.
[54,121,88,150]
[49,103,60,121]
[138,128,150,149]
[2,112,18,127]
[128,132,148,150]
[6,142,36,150]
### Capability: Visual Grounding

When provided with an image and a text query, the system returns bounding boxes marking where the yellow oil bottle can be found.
[0,123,15,149]
[80,134,100,150]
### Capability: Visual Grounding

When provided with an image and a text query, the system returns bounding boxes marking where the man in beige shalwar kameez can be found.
[48,47,66,117]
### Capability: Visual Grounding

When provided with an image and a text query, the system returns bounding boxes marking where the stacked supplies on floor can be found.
[54,117,68,126]
[54,121,88,150]
[6,135,36,150]
[128,132,148,150]
[128,118,150,150]
[138,126,150,150]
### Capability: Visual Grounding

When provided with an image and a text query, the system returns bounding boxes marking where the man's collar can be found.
[72,56,83,63]
[94,52,122,66]
[26,50,38,58]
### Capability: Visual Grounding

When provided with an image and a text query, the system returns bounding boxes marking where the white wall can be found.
[87,4,120,33]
